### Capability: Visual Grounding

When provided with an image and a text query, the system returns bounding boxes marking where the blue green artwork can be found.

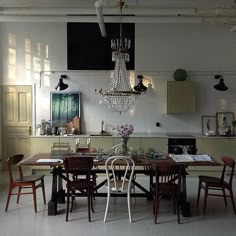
[51,92,80,126]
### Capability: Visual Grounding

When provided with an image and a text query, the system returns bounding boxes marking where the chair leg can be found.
[222,188,227,206]
[104,192,110,222]
[87,194,91,222]
[32,184,37,213]
[154,198,160,224]
[5,187,13,212]
[127,192,132,223]
[41,179,46,204]
[229,189,236,214]
[177,199,180,224]
[196,181,201,207]
[66,190,70,221]
[16,186,22,204]
[203,186,208,215]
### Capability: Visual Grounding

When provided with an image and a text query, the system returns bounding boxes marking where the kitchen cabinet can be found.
[167,81,196,113]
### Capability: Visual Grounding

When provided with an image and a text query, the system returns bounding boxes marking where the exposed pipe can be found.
[2,6,236,17]
[95,0,107,37]
[2,14,236,24]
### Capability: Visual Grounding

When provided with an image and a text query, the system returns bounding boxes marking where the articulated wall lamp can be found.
[55,75,68,91]
[214,74,228,91]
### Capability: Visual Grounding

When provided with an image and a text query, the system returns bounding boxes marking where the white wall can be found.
[1,22,236,134]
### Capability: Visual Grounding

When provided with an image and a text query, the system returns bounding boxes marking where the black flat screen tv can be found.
[67,22,135,70]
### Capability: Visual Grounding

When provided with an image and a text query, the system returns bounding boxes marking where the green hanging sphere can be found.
[173,69,187,81]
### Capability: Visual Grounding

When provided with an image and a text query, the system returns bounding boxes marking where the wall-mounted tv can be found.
[67,22,135,70]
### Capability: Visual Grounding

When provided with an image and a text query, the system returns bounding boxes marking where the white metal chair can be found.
[104,156,135,222]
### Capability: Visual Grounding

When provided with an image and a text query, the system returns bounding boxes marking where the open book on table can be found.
[170,154,213,162]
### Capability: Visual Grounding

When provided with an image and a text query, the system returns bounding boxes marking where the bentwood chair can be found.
[151,164,183,224]
[5,154,46,212]
[197,156,236,215]
[64,156,95,222]
[104,156,135,222]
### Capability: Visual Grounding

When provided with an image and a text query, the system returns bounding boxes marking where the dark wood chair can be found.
[75,147,97,154]
[5,154,46,212]
[64,156,95,222]
[75,147,98,195]
[151,164,183,224]
[197,156,236,215]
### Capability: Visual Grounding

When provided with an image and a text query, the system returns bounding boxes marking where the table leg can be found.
[57,166,65,204]
[48,166,58,216]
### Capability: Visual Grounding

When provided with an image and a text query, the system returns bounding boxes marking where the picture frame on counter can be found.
[216,112,235,136]
[201,115,216,136]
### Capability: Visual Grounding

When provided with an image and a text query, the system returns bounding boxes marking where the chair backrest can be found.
[152,164,183,196]
[63,156,94,180]
[6,154,24,184]
[75,147,97,154]
[112,144,133,155]
[105,156,135,192]
[221,156,235,187]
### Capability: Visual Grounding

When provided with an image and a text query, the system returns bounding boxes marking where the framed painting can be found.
[51,91,81,134]
[216,112,234,136]
[201,115,216,136]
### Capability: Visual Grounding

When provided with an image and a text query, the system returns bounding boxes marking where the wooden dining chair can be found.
[64,156,95,222]
[74,147,98,195]
[151,164,183,224]
[197,156,236,215]
[104,156,135,222]
[5,154,46,212]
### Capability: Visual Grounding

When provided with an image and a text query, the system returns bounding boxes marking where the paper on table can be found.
[170,154,194,162]
[36,159,63,163]
[191,154,213,162]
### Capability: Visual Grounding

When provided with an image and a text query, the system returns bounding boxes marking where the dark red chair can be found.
[151,164,183,224]
[5,154,46,212]
[197,156,236,215]
[64,156,95,222]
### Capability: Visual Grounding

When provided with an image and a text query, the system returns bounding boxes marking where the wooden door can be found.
[1,85,32,169]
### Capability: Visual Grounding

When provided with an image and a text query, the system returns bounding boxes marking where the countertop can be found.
[31,132,236,139]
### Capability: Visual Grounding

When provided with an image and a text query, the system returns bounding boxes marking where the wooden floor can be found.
[0,171,236,236]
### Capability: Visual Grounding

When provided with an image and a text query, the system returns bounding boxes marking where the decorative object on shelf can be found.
[134,75,148,93]
[113,124,134,155]
[95,0,141,114]
[214,74,228,91]
[201,115,216,136]
[173,69,187,81]
[55,75,68,91]
[216,112,234,136]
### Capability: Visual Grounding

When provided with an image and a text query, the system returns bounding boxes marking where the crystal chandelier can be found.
[96,0,141,113]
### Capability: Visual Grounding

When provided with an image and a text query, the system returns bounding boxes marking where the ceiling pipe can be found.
[95,0,107,37]
[2,15,236,24]
[2,6,236,17]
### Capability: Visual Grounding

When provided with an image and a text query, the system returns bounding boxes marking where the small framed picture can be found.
[201,116,216,136]
[216,112,235,136]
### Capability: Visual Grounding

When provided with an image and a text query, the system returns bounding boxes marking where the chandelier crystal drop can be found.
[95,0,142,113]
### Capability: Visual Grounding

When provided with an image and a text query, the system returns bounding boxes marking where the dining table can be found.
[19,152,221,216]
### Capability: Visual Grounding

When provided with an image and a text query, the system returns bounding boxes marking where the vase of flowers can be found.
[115,124,134,155]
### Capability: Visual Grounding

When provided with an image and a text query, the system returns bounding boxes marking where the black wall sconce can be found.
[133,75,148,93]
[55,75,68,91]
[214,74,228,91]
